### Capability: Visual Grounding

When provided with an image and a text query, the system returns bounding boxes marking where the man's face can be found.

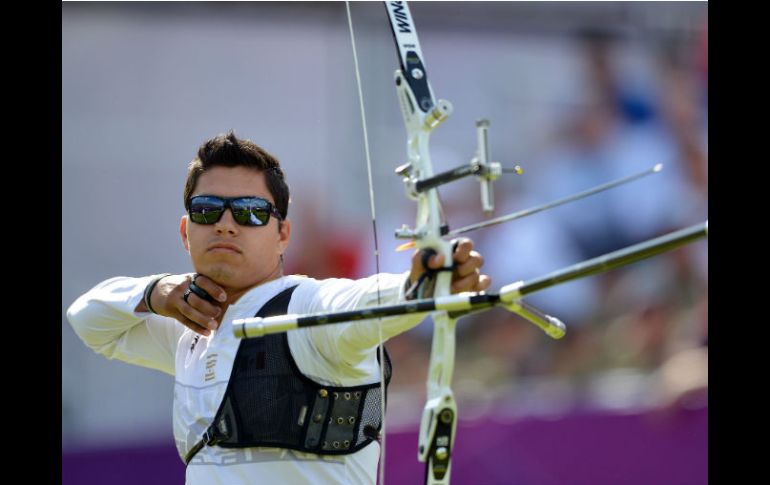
[180,165,290,290]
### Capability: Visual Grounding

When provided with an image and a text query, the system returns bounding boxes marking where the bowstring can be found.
[345,3,387,485]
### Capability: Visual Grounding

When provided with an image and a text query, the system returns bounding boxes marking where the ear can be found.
[180,215,190,252]
[277,219,291,256]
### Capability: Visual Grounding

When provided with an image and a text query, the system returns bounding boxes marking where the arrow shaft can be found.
[234,221,707,339]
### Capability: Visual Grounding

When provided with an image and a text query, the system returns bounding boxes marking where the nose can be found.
[214,207,239,235]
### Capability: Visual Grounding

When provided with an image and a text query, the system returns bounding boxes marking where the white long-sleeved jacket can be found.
[67,272,423,485]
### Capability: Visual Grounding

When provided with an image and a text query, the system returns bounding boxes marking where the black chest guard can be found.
[184,285,392,464]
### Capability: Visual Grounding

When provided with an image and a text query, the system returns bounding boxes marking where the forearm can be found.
[67,275,181,375]
[319,272,427,365]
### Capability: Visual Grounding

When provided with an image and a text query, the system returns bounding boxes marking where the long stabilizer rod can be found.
[500,220,707,301]
[449,164,663,236]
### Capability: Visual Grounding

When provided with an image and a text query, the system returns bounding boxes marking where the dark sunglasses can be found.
[188,195,283,227]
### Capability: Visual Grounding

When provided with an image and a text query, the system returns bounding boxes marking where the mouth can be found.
[207,242,242,254]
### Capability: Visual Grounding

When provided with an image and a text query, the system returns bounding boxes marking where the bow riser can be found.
[395,63,460,485]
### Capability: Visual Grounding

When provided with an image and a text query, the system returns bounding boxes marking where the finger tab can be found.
[189,282,217,304]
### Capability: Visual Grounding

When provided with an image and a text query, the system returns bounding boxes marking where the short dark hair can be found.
[183,130,289,220]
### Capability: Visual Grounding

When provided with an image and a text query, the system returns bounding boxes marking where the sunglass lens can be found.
[190,197,225,224]
[232,198,270,226]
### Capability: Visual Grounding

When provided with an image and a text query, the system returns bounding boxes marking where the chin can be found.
[196,263,237,284]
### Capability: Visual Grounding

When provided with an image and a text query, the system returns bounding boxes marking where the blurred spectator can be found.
[442,21,708,413]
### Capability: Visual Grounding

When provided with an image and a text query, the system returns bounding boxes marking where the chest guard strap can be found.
[184,284,392,464]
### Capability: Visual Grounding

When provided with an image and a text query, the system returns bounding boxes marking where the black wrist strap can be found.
[143,273,172,314]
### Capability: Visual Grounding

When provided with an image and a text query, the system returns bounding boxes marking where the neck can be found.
[217,262,284,318]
